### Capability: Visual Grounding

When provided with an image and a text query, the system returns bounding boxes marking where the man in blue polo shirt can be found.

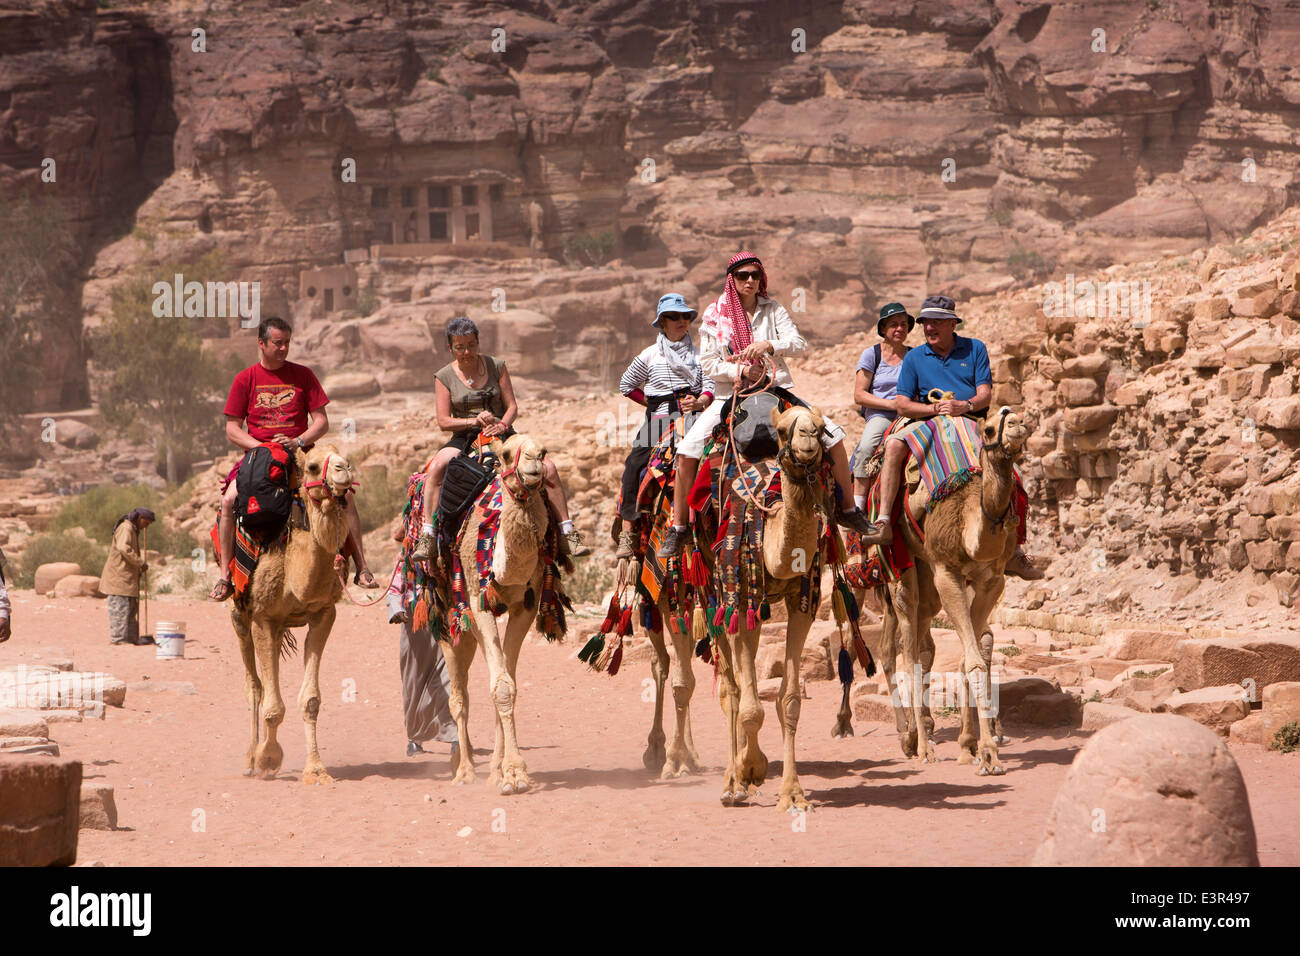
[860,295,1042,579]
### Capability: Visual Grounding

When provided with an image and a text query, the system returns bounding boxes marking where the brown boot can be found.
[615,528,638,560]
[410,531,436,562]
[564,529,591,558]
[1005,548,1045,580]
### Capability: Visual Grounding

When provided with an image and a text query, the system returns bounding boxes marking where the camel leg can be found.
[894,569,934,763]
[714,635,744,806]
[916,567,939,750]
[250,619,286,778]
[970,574,1008,747]
[477,607,529,795]
[932,564,1003,776]
[445,634,477,784]
[298,605,336,785]
[643,622,669,775]
[496,608,533,793]
[232,611,261,777]
[734,623,767,800]
[876,586,914,756]
[664,613,703,776]
[777,605,813,812]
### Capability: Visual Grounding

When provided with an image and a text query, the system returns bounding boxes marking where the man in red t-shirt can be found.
[209,316,378,600]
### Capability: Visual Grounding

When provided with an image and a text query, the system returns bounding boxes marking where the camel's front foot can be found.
[253,741,283,779]
[913,738,937,764]
[302,763,334,786]
[739,747,768,791]
[452,760,476,785]
[976,744,1004,776]
[642,733,667,775]
[831,714,854,738]
[661,742,702,779]
[492,761,532,795]
[777,782,811,813]
[899,729,918,758]
[720,766,747,806]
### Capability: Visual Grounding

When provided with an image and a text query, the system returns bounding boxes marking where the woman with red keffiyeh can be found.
[657,251,876,557]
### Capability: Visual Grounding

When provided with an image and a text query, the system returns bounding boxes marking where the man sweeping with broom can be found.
[100,507,156,645]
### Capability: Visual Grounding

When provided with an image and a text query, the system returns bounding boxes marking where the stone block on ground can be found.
[1173,634,1300,693]
[1261,681,1300,745]
[1033,715,1258,866]
[1101,628,1185,661]
[0,709,49,739]
[0,756,82,866]
[756,643,784,681]
[851,685,896,723]
[78,783,118,831]
[1160,685,1250,736]
[996,676,1080,727]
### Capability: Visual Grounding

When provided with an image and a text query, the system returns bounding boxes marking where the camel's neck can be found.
[767,473,820,573]
[979,443,1015,519]
[493,493,543,586]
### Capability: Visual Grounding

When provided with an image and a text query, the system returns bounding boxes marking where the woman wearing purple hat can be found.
[615,292,715,559]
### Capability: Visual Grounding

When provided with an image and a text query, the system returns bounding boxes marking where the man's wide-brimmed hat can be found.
[918,294,962,325]
[653,292,698,327]
[876,302,915,336]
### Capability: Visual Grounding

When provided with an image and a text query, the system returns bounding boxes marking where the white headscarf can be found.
[656,331,701,391]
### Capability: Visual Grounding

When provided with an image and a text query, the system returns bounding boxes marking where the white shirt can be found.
[699,296,804,397]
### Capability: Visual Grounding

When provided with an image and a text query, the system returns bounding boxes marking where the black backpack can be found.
[731,393,783,462]
[234,443,294,533]
[436,451,497,531]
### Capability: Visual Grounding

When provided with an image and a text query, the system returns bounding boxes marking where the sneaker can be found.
[1005,548,1046,580]
[564,529,591,557]
[656,525,689,558]
[615,528,638,560]
[410,531,436,562]
[835,507,875,535]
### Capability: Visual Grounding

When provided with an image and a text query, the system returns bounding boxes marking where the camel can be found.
[231,444,355,784]
[713,404,836,812]
[882,407,1030,775]
[442,432,556,794]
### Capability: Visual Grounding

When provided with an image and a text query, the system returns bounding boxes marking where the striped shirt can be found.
[620,339,716,400]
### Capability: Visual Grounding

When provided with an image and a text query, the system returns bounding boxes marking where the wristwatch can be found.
[295,437,305,450]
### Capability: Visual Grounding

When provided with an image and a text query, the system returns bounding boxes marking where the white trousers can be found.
[676,395,846,459]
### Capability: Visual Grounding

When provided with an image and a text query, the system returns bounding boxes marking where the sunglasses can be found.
[660,313,691,322]
[733,270,762,282]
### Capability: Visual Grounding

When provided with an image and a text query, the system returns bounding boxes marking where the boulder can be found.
[1058,378,1102,406]
[322,372,380,399]
[1081,701,1143,731]
[1173,634,1300,693]
[52,420,99,450]
[756,643,784,681]
[996,676,1081,727]
[1034,716,1258,866]
[1160,685,1250,736]
[1261,681,1300,746]
[1228,713,1262,746]
[1101,628,1184,662]
[34,562,81,596]
[0,756,82,866]
[78,783,118,831]
[51,575,102,599]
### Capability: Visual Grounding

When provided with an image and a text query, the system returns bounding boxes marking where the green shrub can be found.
[49,484,194,557]
[16,533,109,589]
[565,231,616,267]
[1273,721,1300,754]
[997,644,1021,657]
[354,467,416,538]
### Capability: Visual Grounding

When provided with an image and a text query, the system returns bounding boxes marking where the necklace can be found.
[457,357,486,388]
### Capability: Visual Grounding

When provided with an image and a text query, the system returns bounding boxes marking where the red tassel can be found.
[727,610,740,635]
[616,607,634,636]
[599,593,620,633]
[607,642,623,676]
[713,604,726,627]
[746,607,759,630]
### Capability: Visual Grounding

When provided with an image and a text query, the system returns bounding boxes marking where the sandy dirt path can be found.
[3,591,1295,866]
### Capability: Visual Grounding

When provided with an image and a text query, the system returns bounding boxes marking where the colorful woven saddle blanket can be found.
[900,414,986,509]
[209,505,299,597]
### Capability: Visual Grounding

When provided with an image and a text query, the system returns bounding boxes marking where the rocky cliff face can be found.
[5,0,1300,420]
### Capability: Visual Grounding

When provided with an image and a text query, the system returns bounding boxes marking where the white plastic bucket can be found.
[156,621,185,659]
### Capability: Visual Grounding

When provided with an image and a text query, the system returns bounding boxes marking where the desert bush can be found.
[16,533,109,589]
[49,484,193,557]
[1273,721,1300,754]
